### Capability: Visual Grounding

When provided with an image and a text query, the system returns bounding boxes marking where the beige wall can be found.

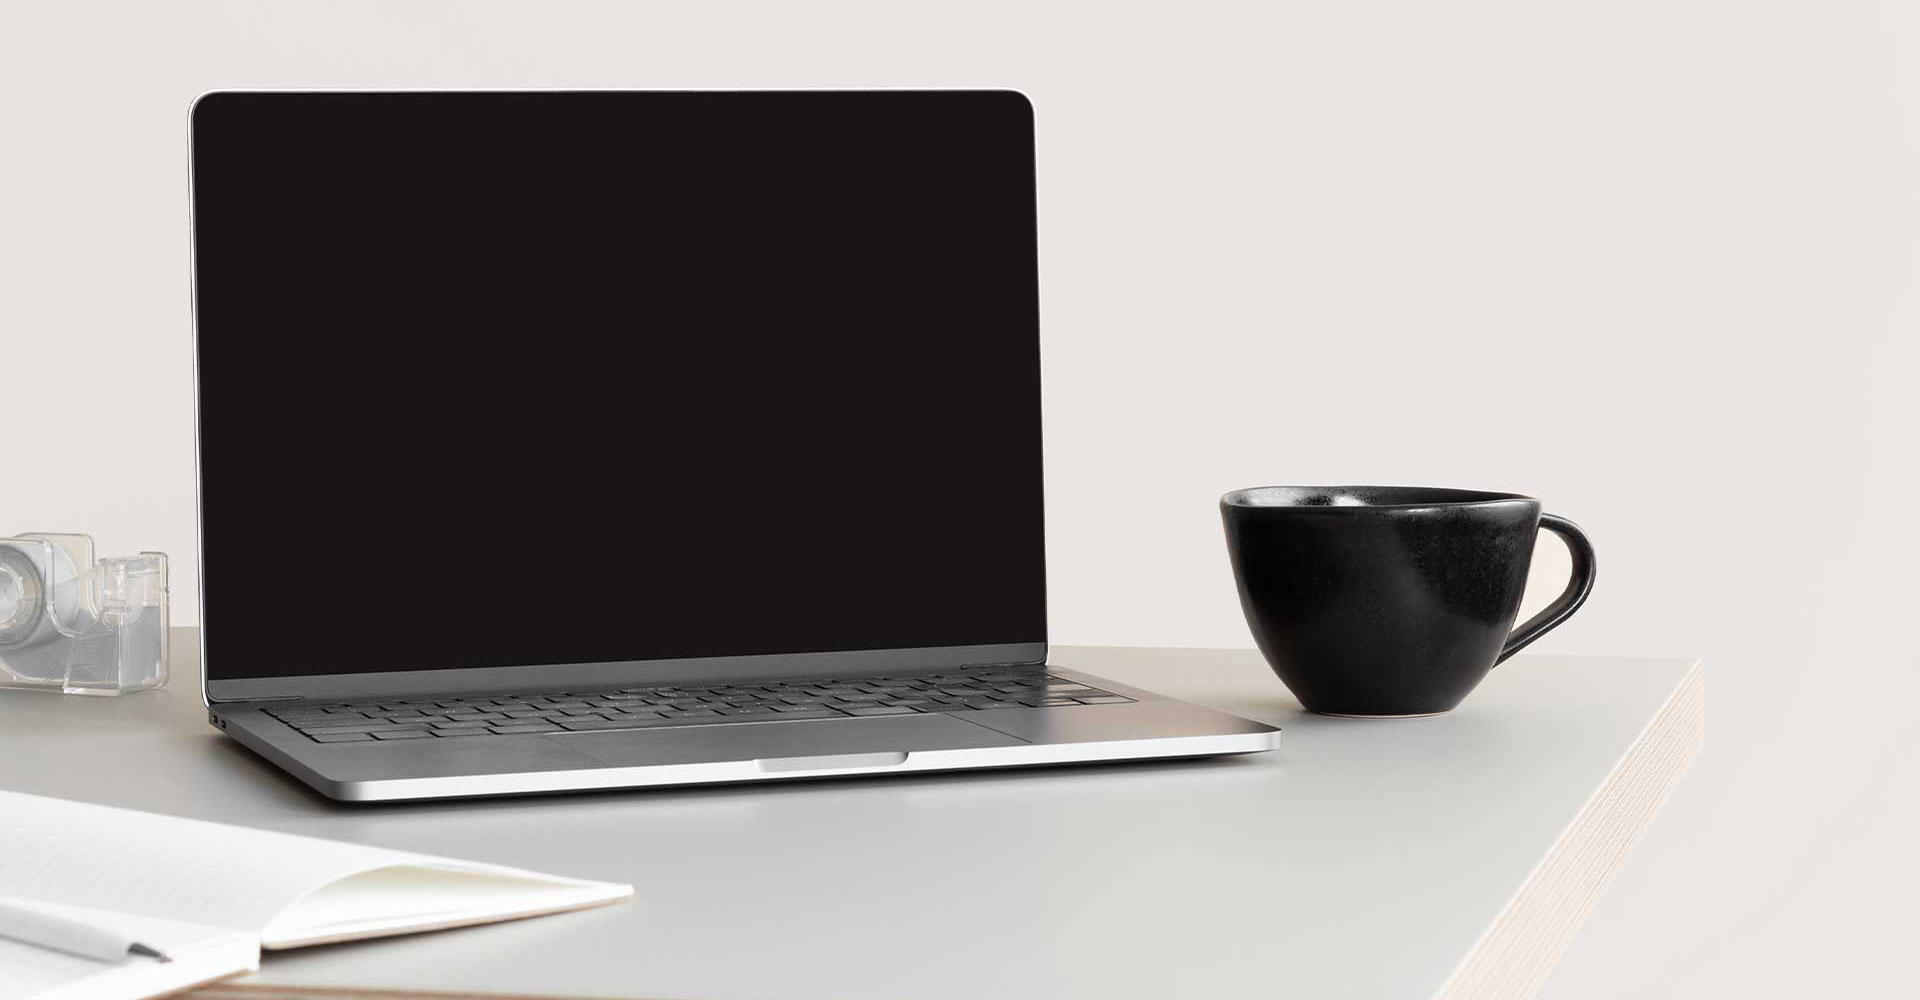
[3,2,1915,995]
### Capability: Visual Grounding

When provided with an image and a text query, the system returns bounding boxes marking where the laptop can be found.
[190,90,1279,802]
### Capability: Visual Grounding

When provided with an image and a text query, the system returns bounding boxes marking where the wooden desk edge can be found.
[1437,659,1705,1000]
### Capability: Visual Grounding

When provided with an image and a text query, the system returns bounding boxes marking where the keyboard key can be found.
[488,723,563,734]
[843,706,918,716]
[555,718,657,731]
[311,732,374,742]
[744,709,843,722]
[370,730,433,740]
[299,722,415,734]
[1074,696,1133,705]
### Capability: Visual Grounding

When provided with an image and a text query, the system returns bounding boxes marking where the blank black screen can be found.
[192,92,1044,681]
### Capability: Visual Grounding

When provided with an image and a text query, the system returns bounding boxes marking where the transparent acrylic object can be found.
[0,533,168,695]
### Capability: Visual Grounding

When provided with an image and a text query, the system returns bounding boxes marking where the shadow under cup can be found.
[1220,487,1596,717]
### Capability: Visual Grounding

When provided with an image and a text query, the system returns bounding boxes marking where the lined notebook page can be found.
[0,791,628,943]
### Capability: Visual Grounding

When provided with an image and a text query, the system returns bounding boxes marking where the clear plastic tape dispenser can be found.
[0,533,168,695]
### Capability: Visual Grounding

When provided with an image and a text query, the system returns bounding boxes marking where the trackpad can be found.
[554,714,1026,768]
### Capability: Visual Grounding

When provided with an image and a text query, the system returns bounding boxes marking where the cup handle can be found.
[1496,514,1597,665]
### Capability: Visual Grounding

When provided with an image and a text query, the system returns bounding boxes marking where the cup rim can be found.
[1220,485,1538,510]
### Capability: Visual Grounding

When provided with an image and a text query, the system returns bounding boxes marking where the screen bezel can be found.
[189,89,1047,704]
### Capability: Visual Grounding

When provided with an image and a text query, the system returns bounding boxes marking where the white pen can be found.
[0,897,171,963]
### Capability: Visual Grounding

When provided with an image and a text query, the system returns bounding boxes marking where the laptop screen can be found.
[191,91,1044,682]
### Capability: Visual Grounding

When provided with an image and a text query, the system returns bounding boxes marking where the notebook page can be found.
[0,791,627,940]
[263,866,629,948]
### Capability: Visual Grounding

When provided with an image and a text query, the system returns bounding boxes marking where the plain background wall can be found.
[3,1,1915,995]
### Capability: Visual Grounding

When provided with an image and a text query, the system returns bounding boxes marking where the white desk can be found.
[0,631,1700,1000]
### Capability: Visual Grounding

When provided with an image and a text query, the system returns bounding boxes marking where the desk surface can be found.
[0,632,1700,1000]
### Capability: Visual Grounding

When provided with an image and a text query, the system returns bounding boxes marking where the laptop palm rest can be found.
[554,714,1027,768]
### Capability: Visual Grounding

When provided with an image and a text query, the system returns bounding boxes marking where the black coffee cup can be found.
[1221,486,1596,717]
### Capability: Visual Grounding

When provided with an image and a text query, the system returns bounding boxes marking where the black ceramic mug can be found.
[1221,486,1596,717]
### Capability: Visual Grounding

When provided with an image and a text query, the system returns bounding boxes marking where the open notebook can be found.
[0,791,632,1000]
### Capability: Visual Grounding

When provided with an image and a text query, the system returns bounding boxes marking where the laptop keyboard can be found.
[266,669,1135,743]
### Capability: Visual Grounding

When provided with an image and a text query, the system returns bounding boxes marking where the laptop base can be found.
[213,668,1280,802]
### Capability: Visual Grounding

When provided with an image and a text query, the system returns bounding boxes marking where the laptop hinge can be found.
[203,641,1051,704]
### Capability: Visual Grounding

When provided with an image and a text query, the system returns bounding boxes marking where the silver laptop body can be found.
[191,90,1278,802]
